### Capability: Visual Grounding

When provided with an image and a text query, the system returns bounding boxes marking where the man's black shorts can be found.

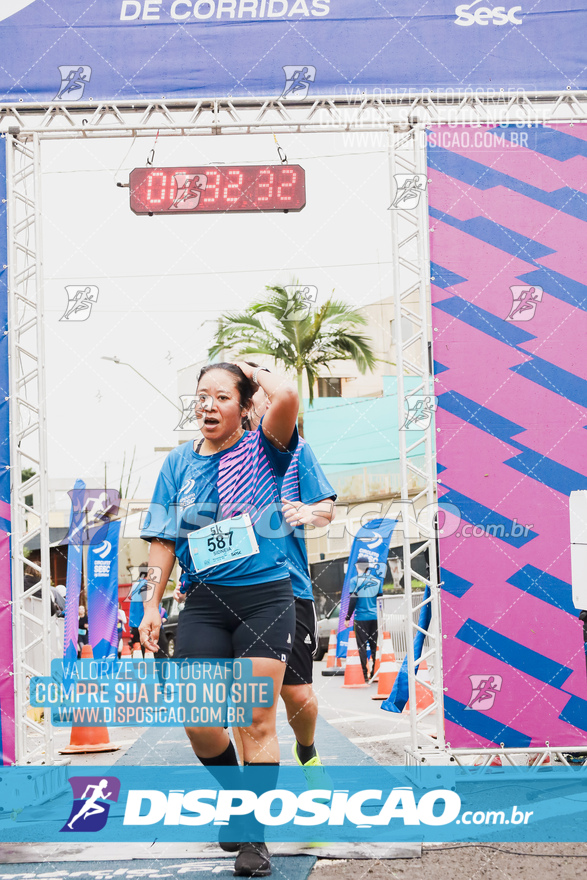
[176,578,295,662]
[282,597,317,687]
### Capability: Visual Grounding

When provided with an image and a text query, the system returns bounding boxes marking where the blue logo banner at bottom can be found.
[1,766,586,843]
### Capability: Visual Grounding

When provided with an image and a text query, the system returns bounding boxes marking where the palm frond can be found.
[207,284,378,394]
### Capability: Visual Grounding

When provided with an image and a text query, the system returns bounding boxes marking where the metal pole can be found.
[388,125,419,753]
[413,125,444,750]
[33,132,54,763]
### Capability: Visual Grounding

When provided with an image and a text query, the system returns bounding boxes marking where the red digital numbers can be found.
[129,165,305,215]
[146,171,168,204]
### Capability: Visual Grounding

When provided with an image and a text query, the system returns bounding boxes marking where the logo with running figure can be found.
[389,174,428,210]
[506,285,543,322]
[465,674,503,711]
[401,394,438,431]
[283,285,318,321]
[280,66,316,100]
[175,395,203,432]
[55,66,92,101]
[59,285,99,322]
[61,776,121,832]
[170,173,208,211]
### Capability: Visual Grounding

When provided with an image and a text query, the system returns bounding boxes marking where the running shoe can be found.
[234,842,271,877]
[292,742,333,798]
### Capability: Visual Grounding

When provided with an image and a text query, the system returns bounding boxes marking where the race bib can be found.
[188,513,259,573]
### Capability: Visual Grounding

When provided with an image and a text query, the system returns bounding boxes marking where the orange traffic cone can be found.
[321,629,345,677]
[370,631,387,683]
[121,642,132,657]
[406,658,435,712]
[59,645,119,755]
[144,649,155,660]
[132,642,143,659]
[325,630,338,668]
[372,633,398,700]
[342,631,368,688]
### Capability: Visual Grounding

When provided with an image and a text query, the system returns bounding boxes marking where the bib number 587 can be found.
[207,530,233,553]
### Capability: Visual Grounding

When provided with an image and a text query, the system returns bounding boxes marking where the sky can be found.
[39,128,396,508]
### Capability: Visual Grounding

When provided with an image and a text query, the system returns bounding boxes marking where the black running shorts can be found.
[175,578,296,662]
[282,597,317,687]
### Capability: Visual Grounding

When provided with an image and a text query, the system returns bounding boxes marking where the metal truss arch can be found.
[4,91,586,764]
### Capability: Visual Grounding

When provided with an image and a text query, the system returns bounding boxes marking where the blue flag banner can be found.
[1,3,587,102]
[337,518,396,658]
[63,479,86,664]
[381,583,432,714]
[87,520,121,659]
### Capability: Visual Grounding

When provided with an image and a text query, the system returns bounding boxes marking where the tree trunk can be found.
[296,370,304,438]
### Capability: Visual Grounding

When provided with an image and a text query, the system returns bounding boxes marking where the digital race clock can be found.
[129,165,306,215]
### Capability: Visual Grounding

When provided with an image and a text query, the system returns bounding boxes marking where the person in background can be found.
[243,376,336,777]
[345,553,383,682]
[51,584,66,617]
[78,604,89,656]
[117,605,127,655]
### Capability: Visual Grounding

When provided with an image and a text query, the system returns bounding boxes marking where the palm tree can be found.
[208,285,377,436]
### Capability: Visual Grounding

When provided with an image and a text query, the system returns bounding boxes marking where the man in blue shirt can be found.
[280,436,335,771]
[247,380,336,773]
[345,553,384,682]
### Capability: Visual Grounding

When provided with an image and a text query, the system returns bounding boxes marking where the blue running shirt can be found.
[349,572,383,621]
[141,429,294,588]
[281,437,336,601]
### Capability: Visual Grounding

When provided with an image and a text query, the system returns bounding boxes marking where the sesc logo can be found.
[455,1,522,26]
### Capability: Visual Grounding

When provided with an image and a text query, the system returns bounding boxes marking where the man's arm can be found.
[345,594,358,626]
[282,497,335,528]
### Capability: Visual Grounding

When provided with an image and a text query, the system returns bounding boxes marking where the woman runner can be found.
[138,361,298,877]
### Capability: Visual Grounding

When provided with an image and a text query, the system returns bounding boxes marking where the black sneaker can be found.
[234,842,271,877]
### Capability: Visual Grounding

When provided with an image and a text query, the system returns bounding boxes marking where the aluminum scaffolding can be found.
[6,132,54,764]
[388,125,443,761]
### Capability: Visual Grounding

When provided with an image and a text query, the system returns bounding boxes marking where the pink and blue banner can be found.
[429,123,587,748]
[87,520,121,659]
[0,135,15,766]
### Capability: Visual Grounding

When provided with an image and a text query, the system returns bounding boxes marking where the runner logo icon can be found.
[465,675,503,711]
[61,776,121,833]
[454,2,522,26]
[506,285,543,322]
[55,65,92,100]
[59,285,99,322]
[280,66,316,100]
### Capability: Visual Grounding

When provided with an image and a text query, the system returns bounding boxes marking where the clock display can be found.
[129,165,306,214]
